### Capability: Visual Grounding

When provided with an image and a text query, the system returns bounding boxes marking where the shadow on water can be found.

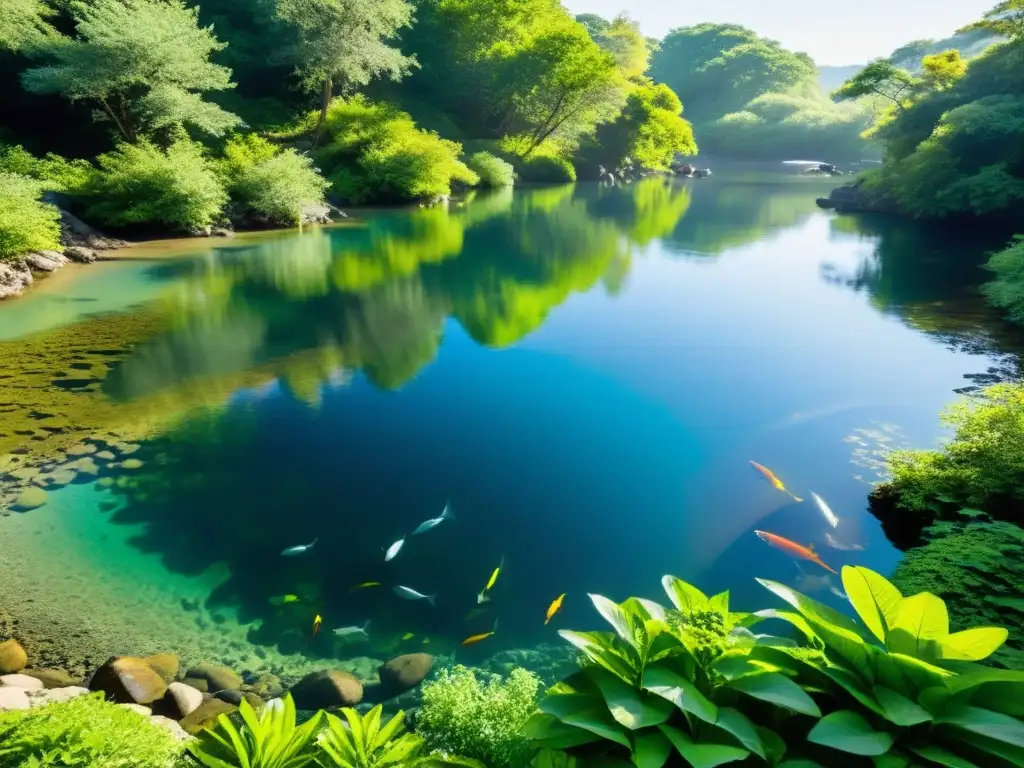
[70,176,1024,664]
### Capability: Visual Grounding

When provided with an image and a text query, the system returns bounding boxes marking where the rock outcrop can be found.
[0,261,33,300]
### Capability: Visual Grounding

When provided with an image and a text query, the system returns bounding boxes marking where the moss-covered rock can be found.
[891,521,1024,670]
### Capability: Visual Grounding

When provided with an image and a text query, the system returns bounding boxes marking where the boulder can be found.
[89,656,168,704]
[0,261,33,301]
[244,673,284,699]
[0,674,45,690]
[0,640,28,673]
[179,698,236,735]
[144,652,180,683]
[0,687,29,711]
[11,487,48,512]
[64,246,97,264]
[376,654,433,699]
[289,670,363,710]
[25,251,68,273]
[300,203,333,225]
[29,686,90,706]
[150,715,191,742]
[155,681,203,719]
[184,663,242,693]
[182,677,208,693]
[215,689,264,711]
[21,668,83,688]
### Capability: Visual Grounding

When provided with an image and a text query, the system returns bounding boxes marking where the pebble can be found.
[0,674,45,690]
[0,687,30,711]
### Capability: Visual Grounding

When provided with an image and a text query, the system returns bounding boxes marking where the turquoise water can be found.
[1,175,1018,674]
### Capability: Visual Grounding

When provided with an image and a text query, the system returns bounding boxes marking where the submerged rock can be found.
[11,487,48,512]
[89,656,169,704]
[28,686,89,706]
[0,687,30,711]
[375,654,433,700]
[179,698,236,735]
[150,714,191,742]
[143,652,180,683]
[289,669,363,709]
[184,663,242,693]
[0,640,28,674]
[20,668,82,688]
[0,674,44,690]
[155,681,203,719]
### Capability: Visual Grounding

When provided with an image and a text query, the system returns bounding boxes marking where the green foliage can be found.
[417,665,541,768]
[318,703,474,767]
[921,50,968,90]
[83,137,227,231]
[650,24,817,125]
[189,694,322,768]
[0,172,63,260]
[589,14,650,80]
[0,691,185,767]
[985,236,1024,323]
[519,155,576,184]
[960,0,1024,40]
[885,383,1024,518]
[834,60,920,107]
[0,143,92,193]
[466,152,516,188]
[218,135,329,226]
[22,0,240,142]
[757,566,1024,766]
[0,0,55,53]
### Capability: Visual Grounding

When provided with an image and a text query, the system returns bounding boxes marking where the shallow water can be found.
[0,175,1019,679]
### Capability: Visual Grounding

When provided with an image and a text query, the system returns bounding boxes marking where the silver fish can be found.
[412,503,455,535]
[384,537,405,562]
[281,538,317,556]
[333,620,370,640]
[393,585,437,607]
[809,492,840,528]
[825,532,867,551]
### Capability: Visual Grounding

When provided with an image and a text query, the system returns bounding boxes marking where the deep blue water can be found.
[2,174,1019,670]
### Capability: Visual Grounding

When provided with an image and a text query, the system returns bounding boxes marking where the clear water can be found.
[1,175,1019,677]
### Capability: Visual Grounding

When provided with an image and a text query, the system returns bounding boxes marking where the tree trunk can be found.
[314,74,333,147]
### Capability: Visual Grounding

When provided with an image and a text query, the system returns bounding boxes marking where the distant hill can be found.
[816,27,1001,95]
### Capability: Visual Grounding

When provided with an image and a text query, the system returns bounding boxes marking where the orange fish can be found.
[750,461,803,502]
[461,618,498,646]
[312,614,322,637]
[755,530,837,574]
[545,593,566,625]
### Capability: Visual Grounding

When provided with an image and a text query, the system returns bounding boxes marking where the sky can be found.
[562,0,996,65]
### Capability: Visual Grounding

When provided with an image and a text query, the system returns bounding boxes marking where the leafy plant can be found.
[82,137,227,232]
[0,172,63,260]
[188,694,322,768]
[0,143,92,194]
[756,565,1024,766]
[466,152,516,188]
[317,704,477,767]
[519,155,576,184]
[0,691,185,767]
[524,577,823,765]
[417,665,541,767]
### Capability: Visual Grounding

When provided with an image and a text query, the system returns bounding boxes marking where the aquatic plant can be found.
[757,565,1024,766]
[317,704,477,767]
[0,692,186,768]
[416,665,541,767]
[188,694,322,768]
[524,577,821,765]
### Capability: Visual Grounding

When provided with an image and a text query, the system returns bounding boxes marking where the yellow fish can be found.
[351,581,383,591]
[477,557,504,604]
[749,461,803,502]
[462,619,498,646]
[545,593,566,625]
[402,632,415,641]
[312,614,322,637]
[268,594,300,606]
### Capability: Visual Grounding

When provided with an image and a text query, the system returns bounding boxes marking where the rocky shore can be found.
[815,180,891,215]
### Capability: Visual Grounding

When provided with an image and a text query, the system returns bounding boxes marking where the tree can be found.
[0,0,55,53]
[574,13,610,38]
[961,0,1024,40]
[921,49,968,90]
[273,0,415,141]
[591,14,650,79]
[834,60,920,109]
[21,0,240,142]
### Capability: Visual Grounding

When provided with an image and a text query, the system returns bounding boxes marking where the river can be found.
[0,174,1018,683]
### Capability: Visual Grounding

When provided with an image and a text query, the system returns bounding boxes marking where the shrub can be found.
[417,665,541,767]
[219,135,329,226]
[0,173,63,260]
[466,152,515,187]
[0,692,185,767]
[0,144,92,194]
[519,155,576,184]
[984,235,1024,324]
[314,95,478,205]
[83,137,227,231]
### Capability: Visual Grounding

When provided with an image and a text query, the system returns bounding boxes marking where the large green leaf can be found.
[591,594,637,644]
[952,729,1024,766]
[559,630,637,683]
[841,566,903,644]
[872,650,952,699]
[944,669,1024,717]
[658,726,749,768]
[631,729,673,768]
[756,726,787,765]
[752,609,819,644]
[807,710,895,756]
[520,713,604,750]
[820,666,886,717]
[907,744,979,768]
[662,575,709,614]
[872,755,911,768]
[623,597,668,623]
[890,593,949,648]
[589,667,673,730]
[642,665,718,724]
[777,762,825,767]
[713,707,765,759]
[709,590,730,616]
[938,627,1009,662]
[873,685,933,726]
[729,672,821,717]
[539,696,631,748]
[935,703,1024,748]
